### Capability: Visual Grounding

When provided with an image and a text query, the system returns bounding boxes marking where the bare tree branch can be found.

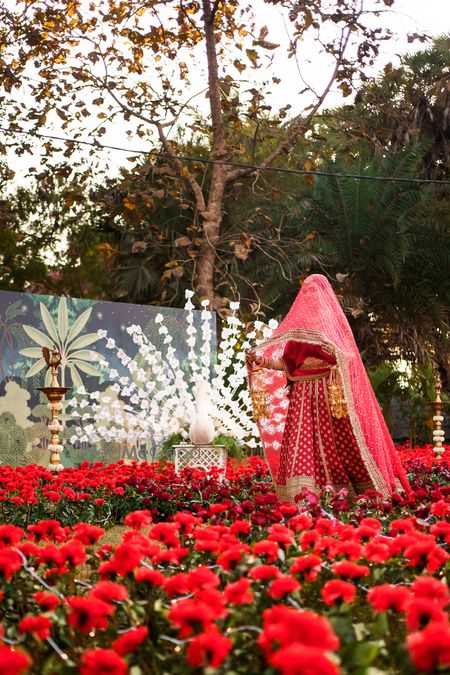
[226,26,352,183]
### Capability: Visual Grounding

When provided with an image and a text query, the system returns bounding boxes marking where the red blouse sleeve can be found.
[281,341,336,379]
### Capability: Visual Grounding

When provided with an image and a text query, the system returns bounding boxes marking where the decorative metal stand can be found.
[431,372,445,460]
[37,347,70,473]
[173,445,227,482]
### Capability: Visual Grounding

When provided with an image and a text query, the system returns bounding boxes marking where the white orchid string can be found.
[68,291,278,457]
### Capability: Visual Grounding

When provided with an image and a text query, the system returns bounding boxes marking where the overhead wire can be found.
[1,125,449,185]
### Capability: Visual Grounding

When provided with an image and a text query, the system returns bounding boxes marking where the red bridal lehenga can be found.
[248,275,411,502]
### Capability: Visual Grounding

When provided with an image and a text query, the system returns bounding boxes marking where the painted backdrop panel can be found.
[0,292,215,467]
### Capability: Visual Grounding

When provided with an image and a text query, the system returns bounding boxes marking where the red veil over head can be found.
[249,274,410,497]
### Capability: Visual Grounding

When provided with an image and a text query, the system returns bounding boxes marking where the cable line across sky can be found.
[1,125,450,185]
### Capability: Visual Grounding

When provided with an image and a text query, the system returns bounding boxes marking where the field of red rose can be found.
[0,445,449,674]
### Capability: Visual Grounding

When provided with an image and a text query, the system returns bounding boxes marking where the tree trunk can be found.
[195,166,227,304]
[194,0,228,305]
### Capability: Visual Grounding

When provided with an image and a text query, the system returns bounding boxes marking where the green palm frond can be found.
[19,297,101,386]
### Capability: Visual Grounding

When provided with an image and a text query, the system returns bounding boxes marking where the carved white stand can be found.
[173,445,227,482]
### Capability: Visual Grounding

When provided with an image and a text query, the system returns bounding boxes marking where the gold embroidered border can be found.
[355,480,375,492]
[256,329,389,498]
[290,378,308,477]
[394,478,405,493]
[314,378,332,484]
[276,475,318,502]
[276,475,364,503]
[281,361,332,382]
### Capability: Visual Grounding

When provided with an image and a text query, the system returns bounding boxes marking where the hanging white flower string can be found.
[68,290,278,456]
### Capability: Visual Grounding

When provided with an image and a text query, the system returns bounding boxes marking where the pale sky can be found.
[2,0,448,184]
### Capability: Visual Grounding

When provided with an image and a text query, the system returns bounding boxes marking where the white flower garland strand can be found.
[68,291,278,457]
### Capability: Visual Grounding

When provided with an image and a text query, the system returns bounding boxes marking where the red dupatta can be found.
[248,274,411,498]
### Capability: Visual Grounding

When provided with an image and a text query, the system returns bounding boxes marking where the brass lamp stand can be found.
[37,347,71,473]
[431,372,445,460]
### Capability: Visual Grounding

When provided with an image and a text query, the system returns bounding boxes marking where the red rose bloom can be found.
[194,539,220,553]
[430,500,450,517]
[173,512,201,535]
[321,580,356,606]
[253,540,280,563]
[163,572,190,597]
[363,541,391,563]
[355,524,379,542]
[216,545,249,571]
[28,519,66,542]
[152,546,189,566]
[0,549,22,579]
[279,502,298,517]
[36,544,63,568]
[0,646,32,675]
[290,554,322,581]
[89,581,128,604]
[46,491,61,503]
[332,561,370,580]
[289,513,313,532]
[404,539,450,573]
[80,648,127,675]
[109,542,145,576]
[360,517,382,532]
[249,564,281,581]
[405,598,448,631]
[73,524,106,545]
[98,561,116,579]
[315,518,335,535]
[16,542,39,558]
[187,627,232,668]
[9,497,23,506]
[112,626,148,656]
[195,588,228,620]
[18,615,52,640]
[124,509,153,530]
[430,521,450,543]
[148,523,180,548]
[0,525,24,548]
[271,643,339,675]
[32,591,61,612]
[389,518,416,534]
[268,575,301,599]
[259,606,339,657]
[59,540,87,568]
[230,520,252,537]
[134,567,165,586]
[123,530,158,556]
[67,597,115,633]
[224,578,254,606]
[411,575,450,608]
[299,531,320,551]
[407,621,450,672]
[367,584,411,613]
[267,524,295,547]
[187,566,220,592]
[168,598,217,637]
[333,541,362,560]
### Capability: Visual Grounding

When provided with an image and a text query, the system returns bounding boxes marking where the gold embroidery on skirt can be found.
[276,476,370,502]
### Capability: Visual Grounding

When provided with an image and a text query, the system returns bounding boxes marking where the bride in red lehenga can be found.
[246,274,410,502]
